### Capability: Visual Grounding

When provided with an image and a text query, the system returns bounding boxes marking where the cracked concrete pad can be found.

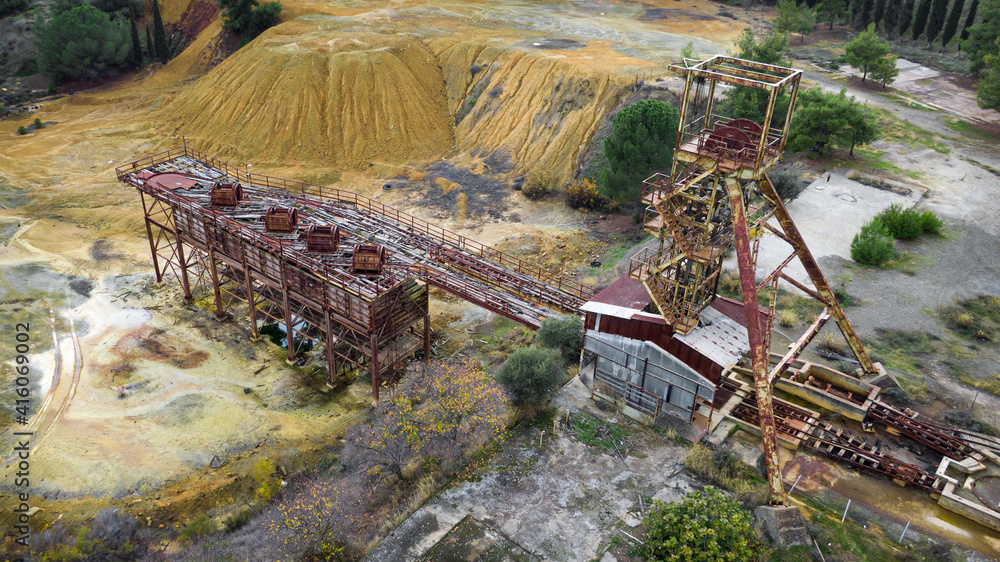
[740,172,923,285]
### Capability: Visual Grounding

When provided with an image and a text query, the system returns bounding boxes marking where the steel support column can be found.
[759,173,877,376]
[370,333,380,404]
[140,192,163,283]
[726,178,786,506]
[423,313,431,364]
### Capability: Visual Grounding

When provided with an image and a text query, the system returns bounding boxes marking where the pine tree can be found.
[152,0,169,63]
[926,0,951,44]
[872,0,887,30]
[899,0,916,36]
[860,0,875,26]
[818,0,847,29]
[883,0,900,35]
[845,23,891,81]
[145,25,154,59]
[942,0,966,46]
[960,0,979,43]
[963,0,1000,72]
[912,0,933,40]
[128,6,143,67]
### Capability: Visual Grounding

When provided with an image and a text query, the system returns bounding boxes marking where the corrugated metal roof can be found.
[589,275,651,310]
[675,305,749,369]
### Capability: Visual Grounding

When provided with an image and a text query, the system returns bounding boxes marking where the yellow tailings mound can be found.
[434,39,631,182]
[164,22,454,168]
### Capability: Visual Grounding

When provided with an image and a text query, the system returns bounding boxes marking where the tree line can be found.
[780,0,1000,109]
[5,0,282,86]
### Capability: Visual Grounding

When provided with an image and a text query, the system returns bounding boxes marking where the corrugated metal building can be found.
[580,275,767,427]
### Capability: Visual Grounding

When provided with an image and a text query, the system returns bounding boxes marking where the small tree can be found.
[960,0,980,44]
[636,487,763,562]
[851,220,895,266]
[979,49,1000,109]
[537,316,584,364]
[128,7,143,68]
[496,346,563,404]
[898,0,917,37]
[523,170,555,200]
[925,0,951,44]
[963,0,1000,74]
[817,0,847,29]
[680,40,695,60]
[774,0,815,43]
[599,99,679,203]
[870,54,900,88]
[218,0,282,44]
[941,0,966,47]
[151,0,169,63]
[844,23,890,81]
[788,88,881,156]
[720,30,790,124]
[912,0,933,40]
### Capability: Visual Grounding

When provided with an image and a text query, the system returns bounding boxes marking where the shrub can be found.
[833,286,854,307]
[253,458,281,502]
[918,209,944,235]
[777,309,799,327]
[875,203,923,239]
[470,63,483,75]
[566,177,607,209]
[537,316,584,364]
[767,168,804,202]
[17,126,28,135]
[33,118,44,129]
[224,509,253,531]
[178,514,214,544]
[218,0,282,44]
[522,170,554,200]
[635,486,763,562]
[851,220,895,266]
[495,346,563,404]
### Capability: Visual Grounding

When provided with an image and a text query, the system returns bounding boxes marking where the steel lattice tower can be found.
[629,56,883,505]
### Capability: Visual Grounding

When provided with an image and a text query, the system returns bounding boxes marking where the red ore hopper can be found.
[352,244,386,275]
[305,225,340,253]
[210,181,243,207]
[265,206,298,233]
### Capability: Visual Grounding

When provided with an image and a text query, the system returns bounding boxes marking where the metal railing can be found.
[117,146,597,303]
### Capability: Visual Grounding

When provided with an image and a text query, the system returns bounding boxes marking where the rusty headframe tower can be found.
[630,55,881,505]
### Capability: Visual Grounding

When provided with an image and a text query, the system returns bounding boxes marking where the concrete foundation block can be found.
[754,505,810,547]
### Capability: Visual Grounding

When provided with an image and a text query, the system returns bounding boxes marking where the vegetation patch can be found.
[683,443,768,509]
[945,119,995,142]
[939,295,1000,342]
[569,412,630,455]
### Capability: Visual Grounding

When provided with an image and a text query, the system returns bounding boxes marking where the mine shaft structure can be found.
[630,56,881,505]
[118,146,594,403]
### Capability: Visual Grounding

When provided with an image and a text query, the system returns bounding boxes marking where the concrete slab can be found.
[730,172,923,286]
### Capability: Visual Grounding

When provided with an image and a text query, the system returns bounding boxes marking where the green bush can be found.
[224,509,253,532]
[918,209,944,235]
[875,203,922,239]
[851,220,895,266]
[33,118,44,129]
[767,168,804,202]
[873,204,944,239]
[635,486,763,561]
[17,126,28,135]
[218,0,283,45]
[495,346,562,404]
[178,513,214,544]
[537,316,584,364]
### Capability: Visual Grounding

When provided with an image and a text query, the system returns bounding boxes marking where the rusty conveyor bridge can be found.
[117,146,595,400]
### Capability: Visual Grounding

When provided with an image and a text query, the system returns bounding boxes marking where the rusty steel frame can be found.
[633,57,882,506]
[121,148,595,402]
